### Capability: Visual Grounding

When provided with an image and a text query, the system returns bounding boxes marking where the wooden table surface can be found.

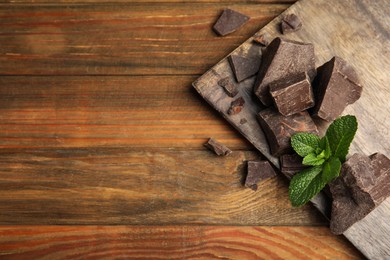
[0,1,365,259]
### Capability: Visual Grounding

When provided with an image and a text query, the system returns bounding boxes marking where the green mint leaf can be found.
[322,157,342,183]
[326,115,358,162]
[289,166,325,207]
[320,136,331,159]
[302,153,325,166]
[291,133,321,157]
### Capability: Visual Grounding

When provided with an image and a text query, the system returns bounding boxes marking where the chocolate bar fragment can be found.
[253,33,270,46]
[228,97,245,115]
[281,14,302,34]
[254,38,316,106]
[213,9,250,36]
[270,72,315,116]
[329,153,390,235]
[218,77,238,97]
[204,138,232,156]
[229,55,261,82]
[312,57,362,121]
[245,160,276,191]
[257,108,318,156]
[280,153,308,179]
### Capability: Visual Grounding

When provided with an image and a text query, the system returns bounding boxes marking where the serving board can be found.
[193,0,390,259]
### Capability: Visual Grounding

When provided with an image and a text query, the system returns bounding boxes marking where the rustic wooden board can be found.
[193,0,390,258]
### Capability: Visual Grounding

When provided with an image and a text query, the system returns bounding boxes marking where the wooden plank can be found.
[193,0,390,258]
[0,148,325,225]
[0,226,362,259]
[0,3,290,75]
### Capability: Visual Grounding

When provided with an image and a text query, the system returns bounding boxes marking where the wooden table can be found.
[0,1,364,258]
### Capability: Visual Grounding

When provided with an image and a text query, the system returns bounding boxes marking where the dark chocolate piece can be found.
[254,37,316,106]
[228,97,245,115]
[245,160,276,191]
[281,14,302,34]
[280,153,308,179]
[312,56,362,121]
[204,138,232,156]
[213,9,250,36]
[253,33,270,46]
[218,77,238,97]
[257,108,318,156]
[329,153,390,235]
[270,72,315,116]
[228,55,261,82]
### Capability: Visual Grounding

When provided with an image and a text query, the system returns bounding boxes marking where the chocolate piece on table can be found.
[281,14,302,34]
[269,72,315,116]
[329,153,390,235]
[228,55,261,83]
[253,33,270,46]
[280,153,308,179]
[228,97,245,115]
[245,160,276,191]
[257,108,318,156]
[312,56,362,121]
[213,9,250,36]
[254,37,316,106]
[204,138,232,156]
[218,77,238,97]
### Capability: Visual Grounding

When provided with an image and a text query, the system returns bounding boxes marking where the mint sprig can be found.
[288,115,358,207]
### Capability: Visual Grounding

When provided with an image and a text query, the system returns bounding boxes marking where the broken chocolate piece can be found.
[329,153,390,235]
[270,72,315,116]
[245,160,276,191]
[213,9,250,36]
[228,97,245,115]
[204,138,232,156]
[257,108,318,156]
[280,153,308,179]
[312,57,362,121]
[281,14,302,34]
[253,33,270,46]
[218,77,238,97]
[254,37,316,106]
[229,55,261,82]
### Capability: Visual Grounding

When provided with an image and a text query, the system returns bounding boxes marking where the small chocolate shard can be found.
[228,97,245,115]
[240,118,247,124]
[270,72,315,116]
[280,153,308,179]
[257,108,318,156]
[213,9,250,36]
[245,160,276,191]
[254,37,316,106]
[281,14,302,34]
[329,153,390,235]
[204,138,232,156]
[228,55,261,82]
[218,77,238,97]
[253,33,270,46]
[312,56,362,121]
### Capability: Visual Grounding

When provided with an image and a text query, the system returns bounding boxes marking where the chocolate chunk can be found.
[229,55,261,82]
[254,38,316,106]
[213,9,250,36]
[270,72,315,116]
[218,77,238,97]
[204,138,232,156]
[253,33,270,46]
[257,108,318,156]
[228,97,245,115]
[312,57,362,121]
[329,153,390,235]
[245,160,276,191]
[281,14,302,34]
[280,153,308,179]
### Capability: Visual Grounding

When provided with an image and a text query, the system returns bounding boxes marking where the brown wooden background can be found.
[0,1,364,258]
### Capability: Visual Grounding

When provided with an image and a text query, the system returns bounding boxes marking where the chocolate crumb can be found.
[228,97,245,115]
[240,118,247,124]
[253,33,270,46]
[281,14,302,34]
[204,138,232,156]
[218,77,238,97]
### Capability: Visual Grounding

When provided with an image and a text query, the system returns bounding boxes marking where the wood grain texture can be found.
[0,226,363,260]
[0,148,325,225]
[0,3,289,75]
